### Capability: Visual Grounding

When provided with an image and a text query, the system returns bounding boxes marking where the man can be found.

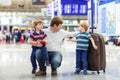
[34,16,78,76]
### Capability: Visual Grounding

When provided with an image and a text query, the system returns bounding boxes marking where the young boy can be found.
[29,19,50,74]
[70,22,97,75]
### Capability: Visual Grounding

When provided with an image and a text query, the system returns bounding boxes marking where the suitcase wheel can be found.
[103,69,105,73]
[97,71,100,74]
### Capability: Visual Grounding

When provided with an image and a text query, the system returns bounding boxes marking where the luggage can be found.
[87,33,106,74]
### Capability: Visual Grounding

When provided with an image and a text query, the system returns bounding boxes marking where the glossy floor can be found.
[0,41,120,80]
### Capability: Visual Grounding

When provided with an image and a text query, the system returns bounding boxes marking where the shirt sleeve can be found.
[43,31,47,39]
[30,32,34,40]
[62,29,79,38]
[88,34,91,39]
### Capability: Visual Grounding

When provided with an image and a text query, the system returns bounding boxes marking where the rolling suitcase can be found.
[87,33,106,74]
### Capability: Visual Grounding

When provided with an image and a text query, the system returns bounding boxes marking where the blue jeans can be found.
[36,51,62,72]
[30,46,49,69]
[76,50,88,71]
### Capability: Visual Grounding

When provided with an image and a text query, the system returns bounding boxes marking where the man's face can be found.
[52,24,62,32]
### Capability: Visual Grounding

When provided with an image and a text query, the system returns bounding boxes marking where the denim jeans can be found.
[30,46,49,69]
[30,48,38,69]
[76,50,88,71]
[36,51,62,72]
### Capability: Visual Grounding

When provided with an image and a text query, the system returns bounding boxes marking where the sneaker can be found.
[46,63,50,66]
[83,71,87,75]
[74,68,80,74]
[45,61,50,66]
[35,70,46,76]
[32,68,37,74]
[51,69,57,75]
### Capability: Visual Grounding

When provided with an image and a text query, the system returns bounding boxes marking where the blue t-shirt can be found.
[76,32,91,50]
[30,30,47,49]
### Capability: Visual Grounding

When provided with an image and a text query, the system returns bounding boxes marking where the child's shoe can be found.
[83,70,87,75]
[32,68,37,74]
[74,68,80,74]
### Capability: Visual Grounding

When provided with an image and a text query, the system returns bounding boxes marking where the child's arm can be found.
[29,38,43,47]
[42,37,47,43]
[40,37,47,46]
[29,38,38,46]
[68,38,77,42]
[89,37,97,49]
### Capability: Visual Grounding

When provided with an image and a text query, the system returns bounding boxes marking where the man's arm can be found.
[62,30,79,38]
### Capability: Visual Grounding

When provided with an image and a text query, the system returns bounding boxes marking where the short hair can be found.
[50,16,63,27]
[79,22,88,32]
[33,19,43,28]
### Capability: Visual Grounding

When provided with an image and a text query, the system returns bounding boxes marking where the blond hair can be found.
[79,22,88,32]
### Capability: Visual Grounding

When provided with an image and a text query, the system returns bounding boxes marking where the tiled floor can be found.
[0,40,120,80]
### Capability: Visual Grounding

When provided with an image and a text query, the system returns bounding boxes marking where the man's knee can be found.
[51,53,62,68]
[51,60,61,69]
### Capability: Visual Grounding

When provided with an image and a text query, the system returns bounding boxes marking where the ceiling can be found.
[0,0,52,12]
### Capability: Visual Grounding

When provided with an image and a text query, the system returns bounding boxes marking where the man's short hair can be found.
[50,16,63,27]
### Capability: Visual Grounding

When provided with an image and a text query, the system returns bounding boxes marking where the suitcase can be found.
[87,33,106,74]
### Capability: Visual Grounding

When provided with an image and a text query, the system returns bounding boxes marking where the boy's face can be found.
[78,26,83,32]
[35,23,43,30]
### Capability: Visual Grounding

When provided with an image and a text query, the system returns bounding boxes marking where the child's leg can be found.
[30,49,37,74]
[40,46,50,66]
[74,50,81,74]
[81,50,88,75]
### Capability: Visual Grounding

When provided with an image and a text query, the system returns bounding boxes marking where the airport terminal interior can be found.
[0,0,120,80]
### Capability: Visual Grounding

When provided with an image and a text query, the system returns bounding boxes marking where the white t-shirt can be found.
[43,28,78,52]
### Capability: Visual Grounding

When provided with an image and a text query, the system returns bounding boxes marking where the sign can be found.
[47,3,52,14]
[32,0,45,5]
[61,0,88,16]
[48,0,88,16]
[0,0,11,6]
[61,3,87,15]
[98,1,116,35]
[99,0,115,5]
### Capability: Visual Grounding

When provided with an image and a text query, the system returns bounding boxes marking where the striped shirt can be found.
[76,32,91,50]
[30,30,47,48]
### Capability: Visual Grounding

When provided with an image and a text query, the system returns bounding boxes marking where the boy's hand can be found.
[94,45,97,50]
[36,40,41,43]
[36,40,43,47]
[40,40,46,46]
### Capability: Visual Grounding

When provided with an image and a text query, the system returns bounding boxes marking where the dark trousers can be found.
[30,46,49,69]
[76,50,88,71]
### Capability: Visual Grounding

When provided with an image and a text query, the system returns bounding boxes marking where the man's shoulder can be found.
[42,28,52,35]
